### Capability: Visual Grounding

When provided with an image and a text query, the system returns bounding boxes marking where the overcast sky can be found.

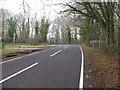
[1,0,118,21]
[1,0,69,21]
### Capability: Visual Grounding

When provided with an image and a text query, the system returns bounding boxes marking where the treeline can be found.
[51,15,80,44]
[63,1,120,56]
[1,1,120,57]
[0,9,50,47]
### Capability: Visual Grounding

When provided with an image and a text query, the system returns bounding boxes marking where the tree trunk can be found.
[118,0,120,63]
[117,1,120,88]
[2,9,5,49]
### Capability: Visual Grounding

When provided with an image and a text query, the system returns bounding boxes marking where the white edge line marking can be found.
[0,62,38,83]
[79,46,84,90]
[0,50,45,64]
[50,50,62,57]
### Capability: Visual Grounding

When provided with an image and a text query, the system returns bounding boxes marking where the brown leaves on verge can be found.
[84,46,119,88]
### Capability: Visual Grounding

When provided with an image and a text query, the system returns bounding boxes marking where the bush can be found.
[25,35,40,45]
[102,45,118,56]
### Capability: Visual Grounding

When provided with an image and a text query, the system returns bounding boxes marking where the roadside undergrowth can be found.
[81,44,119,88]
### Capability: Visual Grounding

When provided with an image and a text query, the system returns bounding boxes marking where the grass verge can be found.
[4,44,57,48]
[1,44,57,56]
[2,49,30,55]
[81,44,119,88]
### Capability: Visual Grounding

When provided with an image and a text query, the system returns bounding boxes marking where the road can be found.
[0,45,84,88]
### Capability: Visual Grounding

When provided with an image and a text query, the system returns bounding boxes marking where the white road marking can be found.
[50,50,62,57]
[64,47,68,49]
[0,62,38,83]
[79,46,84,90]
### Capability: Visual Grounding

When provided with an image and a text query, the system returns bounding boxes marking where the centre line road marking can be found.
[50,50,62,57]
[0,62,38,84]
[64,47,68,49]
[79,47,84,90]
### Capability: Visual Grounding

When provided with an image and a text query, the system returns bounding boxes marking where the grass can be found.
[2,49,30,55]
[80,44,118,88]
[4,44,57,48]
[1,44,57,56]
[81,44,105,67]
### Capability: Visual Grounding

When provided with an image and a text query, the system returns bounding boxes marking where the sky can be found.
[0,0,71,39]
[1,0,118,20]
[1,0,69,21]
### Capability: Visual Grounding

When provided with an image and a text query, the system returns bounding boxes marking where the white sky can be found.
[0,0,71,39]
[1,0,69,21]
[1,0,118,20]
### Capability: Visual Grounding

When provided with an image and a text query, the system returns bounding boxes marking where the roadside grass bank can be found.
[1,44,57,61]
[4,44,57,48]
[2,49,30,55]
[80,44,119,88]
[1,44,57,55]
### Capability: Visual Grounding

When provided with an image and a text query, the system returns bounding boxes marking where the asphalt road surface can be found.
[1,45,84,88]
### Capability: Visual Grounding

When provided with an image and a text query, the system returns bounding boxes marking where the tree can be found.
[34,19,40,44]
[1,9,5,49]
[40,17,50,43]
[35,20,39,35]
[7,17,17,43]
[26,18,30,39]
[65,1,118,50]
[54,27,60,44]
[21,18,25,43]
[67,26,71,44]
[0,9,11,48]
[117,1,120,60]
